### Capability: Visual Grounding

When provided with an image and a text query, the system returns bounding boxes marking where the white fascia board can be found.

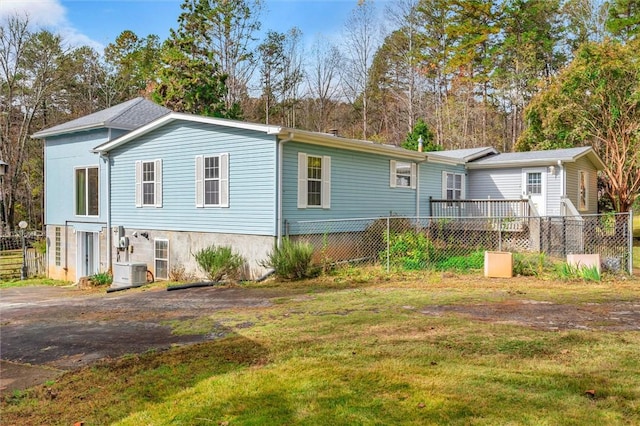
[579,150,606,170]
[467,159,557,169]
[280,129,426,160]
[33,122,140,139]
[424,154,466,166]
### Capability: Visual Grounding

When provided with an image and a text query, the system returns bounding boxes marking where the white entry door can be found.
[522,168,546,215]
[77,231,100,277]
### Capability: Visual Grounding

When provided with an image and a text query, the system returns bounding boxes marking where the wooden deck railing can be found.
[429,198,532,218]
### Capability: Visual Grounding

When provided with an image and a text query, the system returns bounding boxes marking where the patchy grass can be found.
[2,273,640,425]
[634,246,639,270]
[0,277,72,289]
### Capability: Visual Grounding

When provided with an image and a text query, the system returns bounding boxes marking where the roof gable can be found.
[32,98,170,139]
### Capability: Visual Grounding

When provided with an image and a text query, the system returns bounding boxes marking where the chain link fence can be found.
[286,212,633,274]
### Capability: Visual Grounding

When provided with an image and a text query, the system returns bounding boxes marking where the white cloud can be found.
[0,0,66,27]
[0,0,103,51]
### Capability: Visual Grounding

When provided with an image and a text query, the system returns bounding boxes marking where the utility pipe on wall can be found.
[276,132,294,247]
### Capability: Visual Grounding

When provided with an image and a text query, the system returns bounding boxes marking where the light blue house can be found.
[33,98,603,282]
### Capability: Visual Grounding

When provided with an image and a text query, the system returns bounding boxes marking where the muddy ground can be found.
[1,283,639,395]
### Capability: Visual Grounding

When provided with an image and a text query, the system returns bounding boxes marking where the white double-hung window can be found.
[442,171,465,200]
[389,160,416,189]
[135,159,162,207]
[195,154,229,207]
[297,152,331,209]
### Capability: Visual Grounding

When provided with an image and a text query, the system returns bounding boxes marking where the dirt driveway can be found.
[0,285,276,394]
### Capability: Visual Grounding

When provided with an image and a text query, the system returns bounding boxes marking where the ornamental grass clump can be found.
[261,237,315,280]
[194,245,245,282]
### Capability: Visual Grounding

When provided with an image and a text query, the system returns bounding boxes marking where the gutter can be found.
[415,157,429,217]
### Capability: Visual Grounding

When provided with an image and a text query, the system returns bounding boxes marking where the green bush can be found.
[435,250,485,271]
[90,271,112,286]
[556,263,601,282]
[261,238,315,280]
[513,252,552,276]
[194,245,245,282]
[382,231,435,270]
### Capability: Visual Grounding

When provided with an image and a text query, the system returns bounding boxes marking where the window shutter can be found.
[410,163,417,189]
[460,174,466,199]
[155,159,163,207]
[322,155,331,209]
[195,155,204,208]
[135,160,142,207]
[389,160,397,188]
[441,171,447,199]
[220,153,229,208]
[297,152,307,208]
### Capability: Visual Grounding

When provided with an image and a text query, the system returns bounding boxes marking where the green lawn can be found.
[634,214,640,238]
[2,272,640,425]
[0,277,71,289]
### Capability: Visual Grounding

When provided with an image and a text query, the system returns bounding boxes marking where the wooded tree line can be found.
[1,0,638,232]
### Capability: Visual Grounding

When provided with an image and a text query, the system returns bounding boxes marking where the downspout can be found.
[558,160,564,214]
[100,151,112,272]
[415,157,429,218]
[276,132,294,247]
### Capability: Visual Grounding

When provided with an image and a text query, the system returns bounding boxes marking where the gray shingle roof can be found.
[470,146,593,165]
[432,147,497,162]
[32,97,171,138]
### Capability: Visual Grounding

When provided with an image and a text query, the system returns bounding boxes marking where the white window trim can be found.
[135,159,162,208]
[390,160,417,189]
[74,165,99,217]
[154,238,169,280]
[195,153,229,208]
[441,171,465,200]
[297,152,331,209]
[578,170,589,211]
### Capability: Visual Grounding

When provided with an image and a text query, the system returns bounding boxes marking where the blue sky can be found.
[0,0,380,52]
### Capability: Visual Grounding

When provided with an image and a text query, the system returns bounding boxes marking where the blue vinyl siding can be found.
[282,142,419,224]
[420,162,467,216]
[109,121,276,235]
[44,129,109,226]
[467,169,522,200]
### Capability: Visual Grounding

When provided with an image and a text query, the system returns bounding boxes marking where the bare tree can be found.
[0,15,68,233]
[199,0,263,114]
[341,0,381,139]
[306,37,342,132]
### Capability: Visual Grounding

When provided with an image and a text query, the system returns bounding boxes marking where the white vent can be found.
[112,263,147,288]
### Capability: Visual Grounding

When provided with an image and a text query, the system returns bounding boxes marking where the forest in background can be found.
[1,0,638,232]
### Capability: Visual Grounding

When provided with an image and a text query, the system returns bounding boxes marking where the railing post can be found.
[562,217,567,257]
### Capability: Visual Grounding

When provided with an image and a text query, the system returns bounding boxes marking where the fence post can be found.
[562,217,567,257]
[386,216,390,273]
[629,210,634,275]
[498,217,502,251]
